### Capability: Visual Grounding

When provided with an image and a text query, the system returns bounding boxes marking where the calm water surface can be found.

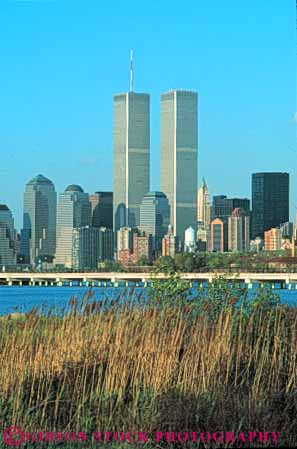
[0,285,297,315]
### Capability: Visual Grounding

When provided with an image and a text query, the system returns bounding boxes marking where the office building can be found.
[279,221,293,239]
[251,172,289,239]
[21,174,56,265]
[72,226,113,270]
[160,90,198,242]
[196,221,210,252]
[212,195,250,251]
[113,92,150,233]
[55,185,91,268]
[0,205,16,266]
[228,208,250,252]
[210,218,224,252]
[162,224,179,257]
[250,237,264,253]
[89,192,113,229]
[197,178,211,226]
[140,191,170,254]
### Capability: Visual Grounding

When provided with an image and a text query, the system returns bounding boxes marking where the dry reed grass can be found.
[0,294,296,448]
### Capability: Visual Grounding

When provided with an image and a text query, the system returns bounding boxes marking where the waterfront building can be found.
[251,172,289,239]
[140,191,170,255]
[184,226,196,253]
[264,228,282,251]
[210,218,224,252]
[212,196,250,251]
[0,205,16,266]
[160,90,198,242]
[21,174,56,265]
[197,178,211,225]
[113,92,150,233]
[72,226,113,270]
[162,224,179,257]
[228,208,250,252]
[55,185,91,268]
[89,192,113,229]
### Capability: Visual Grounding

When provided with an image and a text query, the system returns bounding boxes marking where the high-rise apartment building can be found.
[264,228,281,251]
[197,178,211,226]
[55,185,91,268]
[0,205,17,266]
[160,90,198,242]
[251,173,289,239]
[89,192,113,229]
[21,174,56,264]
[131,231,153,264]
[228,208,250,252]
[113,92,150,233]
[140,191,170,254]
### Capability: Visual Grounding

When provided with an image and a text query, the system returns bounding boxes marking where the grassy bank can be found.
[0,281,296,448]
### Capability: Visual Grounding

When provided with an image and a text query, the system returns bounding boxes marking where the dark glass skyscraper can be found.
[251,172,289,239]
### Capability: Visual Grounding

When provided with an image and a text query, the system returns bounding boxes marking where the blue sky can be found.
[0,0,296,230]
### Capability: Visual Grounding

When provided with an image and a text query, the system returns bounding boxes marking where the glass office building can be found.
[55,185,91,268]
[140,191,170,253]
[251,173,289,239]
[21,174,56,264]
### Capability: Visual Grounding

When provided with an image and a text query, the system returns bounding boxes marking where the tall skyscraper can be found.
[197,178,211,225]
[21,174,56,264]
[55,185,91,268]
[140,191,170,254]
[228,208,250,252]
[0,205,17,266]
[89,192,113,229]
[251,173,289,239]
[113,92,150,233]
[160,90,198,242]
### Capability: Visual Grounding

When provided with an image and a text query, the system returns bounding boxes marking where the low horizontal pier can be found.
[0,272,297,289]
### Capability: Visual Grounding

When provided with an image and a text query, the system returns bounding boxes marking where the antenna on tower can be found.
[130,49,134,92]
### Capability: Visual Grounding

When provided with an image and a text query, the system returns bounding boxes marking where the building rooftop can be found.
[0,205,9,211]
[65,185,84,193]
[27,174,54,185]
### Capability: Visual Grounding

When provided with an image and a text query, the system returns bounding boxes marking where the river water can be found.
[0,285,297,315]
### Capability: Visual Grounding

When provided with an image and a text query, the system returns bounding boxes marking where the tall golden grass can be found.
[0,293,296,447]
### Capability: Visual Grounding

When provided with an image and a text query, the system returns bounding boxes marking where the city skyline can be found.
[0,1,295,229]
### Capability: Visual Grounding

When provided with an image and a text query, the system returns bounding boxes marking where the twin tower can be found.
[113,89,198,242]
